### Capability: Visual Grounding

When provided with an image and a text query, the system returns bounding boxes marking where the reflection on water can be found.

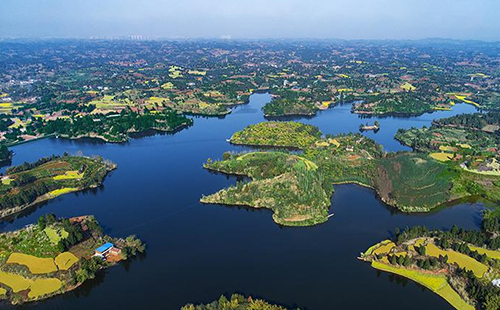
[0,93,480,310]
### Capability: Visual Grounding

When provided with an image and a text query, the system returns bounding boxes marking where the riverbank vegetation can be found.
[38,110,193,143]
[352,93,435,115]
[0,145,12,162]
[181,294,292,310]
[263,96,317,118]
[0,154,116,219]
[360,212,500,310]
[202,121,500,226]
[0,215,145,304]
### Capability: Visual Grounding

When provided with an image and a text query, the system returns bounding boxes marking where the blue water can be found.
[0,94,481,310]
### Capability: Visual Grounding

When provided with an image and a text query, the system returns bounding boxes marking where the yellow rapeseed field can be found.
[48,187,78,198]
[28,278,62,299]
[439,146,458,152]
[7,253,58,274]
[371,261,474,310]
[425,243,488,278]
[469,245,500,259]
[53,170,84,180]
[430,152,453,162]
[55,252,79,270]
[400,82,416,91]
[372,240,396,255]
[0,271,32,292]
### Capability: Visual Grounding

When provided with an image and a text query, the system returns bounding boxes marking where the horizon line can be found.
[1,36,500,43]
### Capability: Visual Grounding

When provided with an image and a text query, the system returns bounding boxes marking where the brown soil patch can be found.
[392,161,402,174]
[40,161,70,170]
[283,214,312,222]
[374,166,393,202]
[106,253,122,263]
[347,154,361,161]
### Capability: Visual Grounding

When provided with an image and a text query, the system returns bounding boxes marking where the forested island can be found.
[360,211,500,310]
[229,121,321,148]
[181,294,292,310]
[0,154,116,219]
[202,121,500,226]
[0,214,145,304]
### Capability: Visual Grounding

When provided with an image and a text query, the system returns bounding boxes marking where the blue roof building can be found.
[95,242,114,254]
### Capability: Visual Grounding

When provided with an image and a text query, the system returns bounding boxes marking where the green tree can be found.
[485,294,500,310]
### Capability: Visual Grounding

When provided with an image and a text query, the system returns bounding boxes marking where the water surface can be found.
[1,94,482,310]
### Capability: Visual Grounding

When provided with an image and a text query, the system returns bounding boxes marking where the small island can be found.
[0,154,116,219]
[359,121,380,132]
[202,121,500,226]
[0,214,145,304]
[181,294,292,310]
[360,212,500,310]
[229,121,322,149]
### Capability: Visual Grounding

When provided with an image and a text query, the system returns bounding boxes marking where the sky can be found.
[1,0,499,40]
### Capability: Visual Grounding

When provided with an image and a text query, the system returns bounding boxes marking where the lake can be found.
[0,93,482,309]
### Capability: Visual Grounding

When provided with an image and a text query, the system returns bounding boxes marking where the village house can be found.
[94,242,122,261]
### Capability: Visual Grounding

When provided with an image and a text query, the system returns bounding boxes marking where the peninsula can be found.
[0,154,116,219]
[0,214,144,304]
[181,294,292,310]
[360,211,500,310]
[202,121,500,226]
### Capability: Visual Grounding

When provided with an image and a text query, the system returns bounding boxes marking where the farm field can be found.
[44,226,69,244]
[0,271,33,293]
[27,278,62,299]
[6,253,58,274]
[55,252,79,270]
[371,261,474,310]
[425,243,488,278]
[468,246,500,259]
[430,152,453,162]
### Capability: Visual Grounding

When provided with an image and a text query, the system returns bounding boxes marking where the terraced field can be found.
[375,154,451,212]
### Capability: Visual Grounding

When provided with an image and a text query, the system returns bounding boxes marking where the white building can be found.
[492,279,500,288]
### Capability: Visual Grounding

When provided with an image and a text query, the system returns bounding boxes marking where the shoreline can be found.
[0,162,116,221]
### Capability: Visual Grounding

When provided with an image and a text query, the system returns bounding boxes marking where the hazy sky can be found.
[1,0,499,40]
